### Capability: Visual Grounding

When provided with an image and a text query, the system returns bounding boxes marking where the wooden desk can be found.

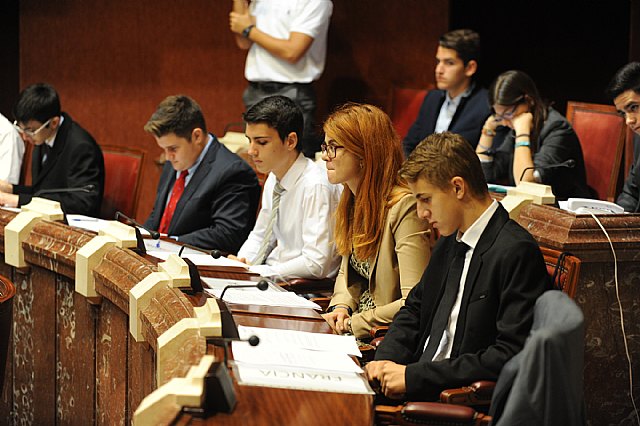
[0,211,372,425]
[517,203,640,426]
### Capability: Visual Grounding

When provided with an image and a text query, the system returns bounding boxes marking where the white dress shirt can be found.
[434,83,475,134]
[245,0,333,83]
[425,200,500,360]
[0,114,25,185]
[237,153,341,279]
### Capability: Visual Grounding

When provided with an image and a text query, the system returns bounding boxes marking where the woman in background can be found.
[477,70,590,200]
[321,103,432,340]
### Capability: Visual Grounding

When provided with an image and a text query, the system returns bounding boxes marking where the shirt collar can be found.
[277,152,306,191]
[457,199,499,250]
[182,134,213,177]
[44,115,64,148]
[446,82,475,105]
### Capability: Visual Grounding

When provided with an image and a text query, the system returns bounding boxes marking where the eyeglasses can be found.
[13,118,53,138]
[493,104,519,122]
[320,142,344,159]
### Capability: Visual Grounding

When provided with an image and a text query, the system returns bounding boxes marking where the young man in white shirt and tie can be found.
[231,95,341,279]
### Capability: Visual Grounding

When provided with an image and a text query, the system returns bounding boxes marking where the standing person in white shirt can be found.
[0,112,25,185]
[231,95,341,279]
[229,0,333,158]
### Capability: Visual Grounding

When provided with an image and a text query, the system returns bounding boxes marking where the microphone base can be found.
[182,361,237,416]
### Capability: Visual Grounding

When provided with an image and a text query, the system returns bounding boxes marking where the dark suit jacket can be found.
[144,137,260,253]
[617,133,640,212]
[374,204,550,400]
[402,85,491,156]
[13,112,104,216]
[482,108,591,200]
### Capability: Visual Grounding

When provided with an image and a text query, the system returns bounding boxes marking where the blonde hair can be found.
[324,103,408,259]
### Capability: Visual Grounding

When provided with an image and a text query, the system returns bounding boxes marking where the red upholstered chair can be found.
[100,145,145,219]
[0,275,16,392]
[566,101,626,201]
[389,87,430,140]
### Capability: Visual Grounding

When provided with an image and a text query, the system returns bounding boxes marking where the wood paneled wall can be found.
[18,0,448,223]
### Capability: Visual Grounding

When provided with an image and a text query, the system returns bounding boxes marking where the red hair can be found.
[323,103,408,259]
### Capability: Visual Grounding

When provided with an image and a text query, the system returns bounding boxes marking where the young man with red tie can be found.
[144,95,260,252]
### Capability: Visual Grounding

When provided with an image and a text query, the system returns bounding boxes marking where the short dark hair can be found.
[13,83,61,124]
[606,62,640,100]
[243,95,304,152]
[439,29,481,66]
[399,131,488,198]
[144,95,207,140]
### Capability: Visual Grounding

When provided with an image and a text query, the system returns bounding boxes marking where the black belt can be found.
[249,81,310,93]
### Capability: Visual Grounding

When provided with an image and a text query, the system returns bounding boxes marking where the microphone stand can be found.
[115,211,159,255]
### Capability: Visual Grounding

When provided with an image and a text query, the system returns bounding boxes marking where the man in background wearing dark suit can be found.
[607,62,640,212]
[0,83,104,216]
[366,132,549,401]
[144,95,260,252]
[402,29,491,157]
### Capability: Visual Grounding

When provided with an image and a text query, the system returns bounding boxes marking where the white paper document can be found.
[144,238,194,257]
[231,363,374,395]
[237,325,361,357]
[232,341,362,374]
[203,281,321,310]
[67,214,109,233]
[181,254,249,268]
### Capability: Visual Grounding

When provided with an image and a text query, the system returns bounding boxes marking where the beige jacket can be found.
[329,193,432,338]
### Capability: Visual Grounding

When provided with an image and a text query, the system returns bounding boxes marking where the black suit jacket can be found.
[374,204,550,400]
[402,85,491,157]
[13,112,104,216]
[144,137,260,253]
[617,133,640,212]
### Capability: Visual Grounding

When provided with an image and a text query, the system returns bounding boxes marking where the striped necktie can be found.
[253,182,285,265]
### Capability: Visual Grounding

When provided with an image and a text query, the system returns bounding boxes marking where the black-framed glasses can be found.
[13,118,52,138]
[493,104,519,122]
[320,142,344,159]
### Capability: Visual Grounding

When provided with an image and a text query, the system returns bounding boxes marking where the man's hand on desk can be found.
[228,254,249,264]
[0,179,12,194]
[322,307,351,335]
[365,360,406,399]
[0,191,18,208]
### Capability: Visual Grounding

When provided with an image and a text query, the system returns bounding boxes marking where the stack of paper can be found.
[203,277,321,310]
[230,326,373,395]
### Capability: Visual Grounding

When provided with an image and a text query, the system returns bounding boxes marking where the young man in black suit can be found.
[607,62,640,212]
[366,132,549,401]
[144,95,260,252]
[402,29,491,157]
[0,83,105,216]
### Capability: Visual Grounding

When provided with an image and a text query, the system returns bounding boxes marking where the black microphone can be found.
[519,159,576,182]
[209,334,260,362]
[115,211,160,239]
[34,184,96,197]
[211,249,230,259]
[219,279,270,300]
[178,242,213,257]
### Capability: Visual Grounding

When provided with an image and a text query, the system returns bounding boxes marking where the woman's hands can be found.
[322,306,352,334]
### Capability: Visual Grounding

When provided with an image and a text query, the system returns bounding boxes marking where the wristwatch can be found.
[242,24,255,39]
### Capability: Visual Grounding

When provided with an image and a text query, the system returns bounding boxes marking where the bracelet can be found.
[242,24,255,38]
[515,133,530,139]
[477,143,491,151]
[327,304,353,316]
[347,318,353,334]
[482,128,496,137]
[515,140,531,148]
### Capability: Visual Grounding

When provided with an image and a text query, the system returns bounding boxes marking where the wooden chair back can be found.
[100,145,145,219]
[566,101,626,201]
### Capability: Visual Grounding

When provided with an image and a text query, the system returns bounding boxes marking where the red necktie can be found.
[158,170,188,234]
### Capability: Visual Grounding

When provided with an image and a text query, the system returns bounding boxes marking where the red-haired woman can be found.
[321,103,433,340]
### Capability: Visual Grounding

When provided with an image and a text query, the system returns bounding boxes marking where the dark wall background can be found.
[451,0,634,114]
[6,0,640,220]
